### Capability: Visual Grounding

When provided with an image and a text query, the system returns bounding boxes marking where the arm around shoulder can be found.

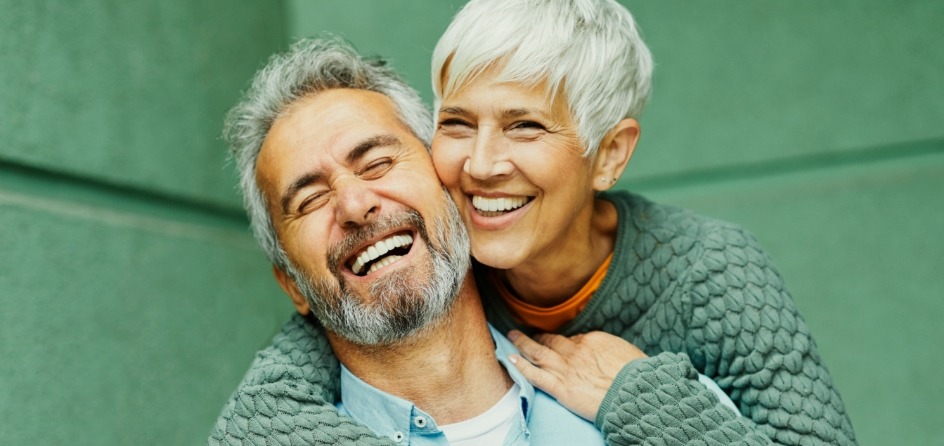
[596,352,772,446]
[208,314,394,445]
[681,224,857,445]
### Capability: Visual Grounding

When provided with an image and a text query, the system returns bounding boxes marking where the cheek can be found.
[431,139,465,186]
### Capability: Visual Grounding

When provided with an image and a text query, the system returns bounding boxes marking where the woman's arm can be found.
[678,225,856,445]
[208,314,393,445]
[507,224,857,445]
[510,332,765,445]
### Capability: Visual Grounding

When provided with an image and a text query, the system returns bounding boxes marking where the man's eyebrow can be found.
[280,171,325,214]
[346,135,400,164]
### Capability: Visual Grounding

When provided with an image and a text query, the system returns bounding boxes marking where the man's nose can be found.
[334,178,380,229]
[464,128,514,179]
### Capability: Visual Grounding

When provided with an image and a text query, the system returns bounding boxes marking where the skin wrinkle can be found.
[433,70,619,306]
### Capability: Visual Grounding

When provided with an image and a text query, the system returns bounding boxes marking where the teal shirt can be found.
[335,325,604,445]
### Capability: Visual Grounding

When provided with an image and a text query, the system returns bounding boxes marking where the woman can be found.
[212,0,857,445]
[427,0,855,444]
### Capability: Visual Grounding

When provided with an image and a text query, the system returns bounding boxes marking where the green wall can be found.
[2,1,941,444]
[0,1,291,444]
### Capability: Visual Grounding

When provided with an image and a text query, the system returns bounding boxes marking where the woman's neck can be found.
[502,197,618,307]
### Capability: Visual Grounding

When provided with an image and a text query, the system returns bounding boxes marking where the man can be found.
[211,36,606,445]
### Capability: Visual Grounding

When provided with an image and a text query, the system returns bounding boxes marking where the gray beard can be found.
[285,191,471,346]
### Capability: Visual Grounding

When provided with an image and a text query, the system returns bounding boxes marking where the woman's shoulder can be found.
[603,190,759,252]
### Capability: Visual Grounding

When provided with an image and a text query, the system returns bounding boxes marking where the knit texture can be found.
[482,192,857,445]
[209,191,857,445]
[208,314,393,445]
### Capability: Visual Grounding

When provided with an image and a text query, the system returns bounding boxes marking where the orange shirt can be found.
[494,253,613,332]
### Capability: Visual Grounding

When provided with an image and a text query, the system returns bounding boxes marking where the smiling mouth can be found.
[347,232,414,276]
[470,195,533,217]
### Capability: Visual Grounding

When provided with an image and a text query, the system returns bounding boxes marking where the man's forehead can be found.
[282,89,406,144]
[256,89,423,190]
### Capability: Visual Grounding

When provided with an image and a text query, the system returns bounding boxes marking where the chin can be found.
[471,244,524,270]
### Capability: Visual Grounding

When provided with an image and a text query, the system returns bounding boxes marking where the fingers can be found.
[508,330,558,366]
[533,332,577,354]
[509,354,561,396]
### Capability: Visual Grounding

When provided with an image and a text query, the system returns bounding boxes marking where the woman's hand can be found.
[507,330,648,421]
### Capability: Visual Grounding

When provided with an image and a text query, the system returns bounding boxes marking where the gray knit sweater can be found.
[209,191,857,445]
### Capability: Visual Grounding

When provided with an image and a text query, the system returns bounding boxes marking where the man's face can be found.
[256,88,470,345]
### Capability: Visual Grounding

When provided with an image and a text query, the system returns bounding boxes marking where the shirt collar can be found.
[337,324,535,442]
[489,325,536,423]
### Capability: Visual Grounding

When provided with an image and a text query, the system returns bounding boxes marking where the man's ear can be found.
[592,118,640,191]
[272,265,310,315]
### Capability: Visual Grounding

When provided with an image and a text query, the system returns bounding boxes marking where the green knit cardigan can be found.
[209,191,857,445]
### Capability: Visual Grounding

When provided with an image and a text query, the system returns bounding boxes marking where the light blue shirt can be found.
[337,325,740,445]
[337,325,604,445]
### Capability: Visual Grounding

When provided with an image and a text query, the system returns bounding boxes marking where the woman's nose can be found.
[464,130,514,179]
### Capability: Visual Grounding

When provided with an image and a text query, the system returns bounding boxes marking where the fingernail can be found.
[507,330,520,341]
[509,355,518,364]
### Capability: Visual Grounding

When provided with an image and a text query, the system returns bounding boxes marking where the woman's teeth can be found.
[351,234,413,276]
[472,195,529,213]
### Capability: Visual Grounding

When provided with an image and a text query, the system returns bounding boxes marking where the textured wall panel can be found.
[0,173,291,445]
[626,0,944,178]
[0,0,285,208]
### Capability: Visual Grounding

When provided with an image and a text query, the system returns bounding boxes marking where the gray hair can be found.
[432,0,653,157]
[223,36,433,268]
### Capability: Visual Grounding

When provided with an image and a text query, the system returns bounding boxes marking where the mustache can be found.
[326,210,428,276]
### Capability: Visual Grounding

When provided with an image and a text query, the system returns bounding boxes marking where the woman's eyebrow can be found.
[439,106,469,116]
[500,108,539,119]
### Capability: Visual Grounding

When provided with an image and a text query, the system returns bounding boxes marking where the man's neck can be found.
[328,277,513,425]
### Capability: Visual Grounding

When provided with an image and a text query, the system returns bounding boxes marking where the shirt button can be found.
[392,431,405,443]
[413,416,427,428]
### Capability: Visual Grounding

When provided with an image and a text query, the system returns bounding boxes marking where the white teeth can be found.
[367,255,403,275]
[351,233,414,275]
[472,196,528,213]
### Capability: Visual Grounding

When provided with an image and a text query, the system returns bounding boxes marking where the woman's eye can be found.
[439,118,470,127]
[509,121,546,131]
[437,118,475,138]
[438,118,475,132]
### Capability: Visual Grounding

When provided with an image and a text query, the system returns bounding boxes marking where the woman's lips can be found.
[466,194,534,230]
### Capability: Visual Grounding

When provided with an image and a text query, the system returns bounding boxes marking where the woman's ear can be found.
[592,118,640,191]
[272,265,311,315]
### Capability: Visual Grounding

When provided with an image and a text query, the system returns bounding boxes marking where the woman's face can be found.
[432,72,599,270]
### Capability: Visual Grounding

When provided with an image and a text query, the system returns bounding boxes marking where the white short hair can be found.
[432,0,653,157]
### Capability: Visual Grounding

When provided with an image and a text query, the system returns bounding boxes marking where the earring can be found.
[601,177,617,184]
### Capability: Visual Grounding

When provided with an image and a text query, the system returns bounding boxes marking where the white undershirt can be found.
[440,384,521,445]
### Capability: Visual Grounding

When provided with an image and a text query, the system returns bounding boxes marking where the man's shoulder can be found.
[209,314,346,444]
[235,313,339,388]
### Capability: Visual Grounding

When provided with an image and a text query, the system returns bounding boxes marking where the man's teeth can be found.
[351,234,413,275]
[472,196,529,213]
[367,255,402,275]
